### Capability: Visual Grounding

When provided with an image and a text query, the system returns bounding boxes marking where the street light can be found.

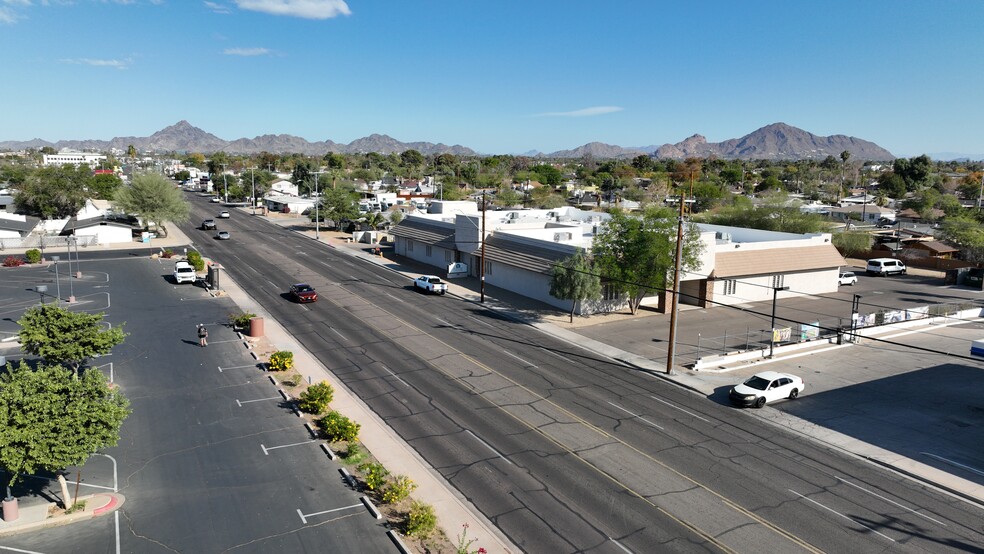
[51,255,62,305]
[249,167,257,215]
[768,286,790,358]
[312,170,325,241]
[35,285,48,305]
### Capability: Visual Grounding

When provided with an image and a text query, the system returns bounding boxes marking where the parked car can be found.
[289,283,318,303]
[217,210,230,218]
[413,275,448,295]
[729,371,805,408]
[216,231,231,240]
[866,258,906,276]
[201,219,216,230]
[210,197,221,203]
[172,261,196,284]
[838,271,858,286]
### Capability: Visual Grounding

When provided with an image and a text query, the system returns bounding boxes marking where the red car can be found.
[289,283,317,303]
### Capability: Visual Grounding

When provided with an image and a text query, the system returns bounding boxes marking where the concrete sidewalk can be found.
[0,493,125,537]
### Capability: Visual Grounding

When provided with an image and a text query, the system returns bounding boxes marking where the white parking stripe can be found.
[920,452,984,478]
[297,503,363,524]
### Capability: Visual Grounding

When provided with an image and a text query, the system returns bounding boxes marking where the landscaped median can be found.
[264,349,489,554]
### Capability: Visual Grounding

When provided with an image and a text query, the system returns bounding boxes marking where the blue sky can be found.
[2,0,983,158]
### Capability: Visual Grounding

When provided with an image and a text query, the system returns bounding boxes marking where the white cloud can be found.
[535,106,624,118]
[234,0,350,20]
[0,7,22,25]
[60,57,133,70]
[224,47,270,56]
[204,1,231,14]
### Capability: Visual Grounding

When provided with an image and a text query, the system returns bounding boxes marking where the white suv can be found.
[173,261,196,284]
[866,258,906,276]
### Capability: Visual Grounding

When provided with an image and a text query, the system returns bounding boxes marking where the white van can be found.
[866,258,906,276]
[173,261,197,284]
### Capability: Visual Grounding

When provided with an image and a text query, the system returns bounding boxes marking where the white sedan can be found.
[217,210,231,218]
[729,371,805,408]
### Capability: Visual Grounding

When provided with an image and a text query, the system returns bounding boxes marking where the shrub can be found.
[319,410,360,442]
[229,311,257,329]
[3,256,25,267]
[358,462,389,491]
[186,250,205,271]
[161,249,175,258]
[25,249,41,264]
[268,351,294,372]
[297,381,334,414]
[382,475,416,504]
[343,443,367,465]
[405,501,437,538]
[456,523,487,554]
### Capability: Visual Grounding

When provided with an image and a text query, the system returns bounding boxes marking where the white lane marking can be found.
[649,395,711,423]
[0,546,45,553]
[297,503,363,524]
[607,402,663,430]
[380,364,410,387]
[788,489,896,542]
[237,396,281,406]
[465,430,514,465]
[467,315,494,328]
[261,440,318,455]
[383,292,404,303]
[609,538,634,554]
[329,327,347,341]
[265,279,277,289]
[835,476,947,527]
[348,274,360,281]
[435,318,456,328]
[920,452,984,478]
[502,350,536,368]
[218,364,257,373]
[542,348,576,365]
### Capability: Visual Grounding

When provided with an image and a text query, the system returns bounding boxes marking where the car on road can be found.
[866,258,906,276]
[413,275,447,295]
[216,231,231,240]
[838,271,858,286]
[201,219,217,230]
[289,283,318,303]
[729,371,805,408]
[210,197,221,203]
[217,210,230,218]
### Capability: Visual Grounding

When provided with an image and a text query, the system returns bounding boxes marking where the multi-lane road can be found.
[178,195,984,553]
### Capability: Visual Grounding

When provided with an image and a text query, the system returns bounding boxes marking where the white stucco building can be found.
[42,151,107,167]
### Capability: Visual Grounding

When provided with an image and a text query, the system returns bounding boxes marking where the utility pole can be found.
[313,170,325,241]
[665,191,686,374]
[481,191,487,303]
[249,166,257,215]
[221,163,228,203]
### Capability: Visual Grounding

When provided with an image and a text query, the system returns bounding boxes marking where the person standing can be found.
[198,324,208,347]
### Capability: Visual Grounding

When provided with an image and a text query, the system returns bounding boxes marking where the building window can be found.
[407,240,413,252]
[485,260,492,275]
[723,279,737,295]
[771,274,785,289]
[426,245,432,257]
[603,282,619,302]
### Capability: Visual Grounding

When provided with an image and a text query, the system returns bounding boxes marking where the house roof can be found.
[389,218,457,250]
[475,234,574,274]
[713,244,846,278]
[0,215,40,232]
[911,240,958,254]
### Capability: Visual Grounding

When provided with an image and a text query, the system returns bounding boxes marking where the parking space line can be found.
[236,396,281,407]
[835,476,947,526]
[297,503,363,524]
[920,452,984,478]
[607,402,663,430]
[788,489,896,542]
[218,364,258,372]
[261,440,319,455]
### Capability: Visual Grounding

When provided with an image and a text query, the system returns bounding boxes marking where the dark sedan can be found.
[289,283,318,303]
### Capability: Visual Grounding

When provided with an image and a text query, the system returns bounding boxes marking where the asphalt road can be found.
[179,196,984,553]
[0,256,393,553]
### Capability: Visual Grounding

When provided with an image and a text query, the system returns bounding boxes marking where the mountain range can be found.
[0,121,895,161]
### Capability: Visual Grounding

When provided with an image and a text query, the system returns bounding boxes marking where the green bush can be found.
[342,443,367,465]
[268,351,294,372]
[405,501,437,538]
[319,410,360,442]
[3,256,25,267]
[358,462,389,491]
[186,250,205,271]
[25,249,41,264]
[297,381,334,414]
[229,311,257,329]
[161,249,175,258]
[382,475,416,504]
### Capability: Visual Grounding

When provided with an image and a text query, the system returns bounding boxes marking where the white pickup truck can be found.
[413,275,447,295]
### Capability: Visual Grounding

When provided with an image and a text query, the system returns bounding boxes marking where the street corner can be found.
[0,493,126,538]
[90,492,125,517]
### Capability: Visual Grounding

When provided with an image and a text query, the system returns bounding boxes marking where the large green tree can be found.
[549,249,602,323]
[939,215,984,262]
[831,230,872,258]
[112,173,190,237]
[89,173,123,200]
[14,166,89,219]
[0,361,130,507]
[592,207,704,315]
[18,305,127,376]
[315,186,360,228]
